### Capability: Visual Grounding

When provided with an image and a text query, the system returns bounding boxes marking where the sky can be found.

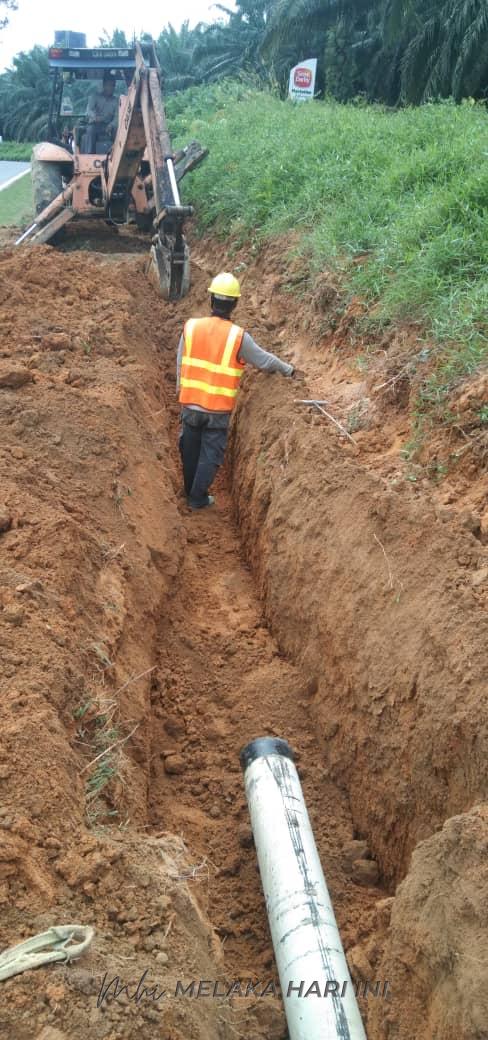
[0,0,231,70]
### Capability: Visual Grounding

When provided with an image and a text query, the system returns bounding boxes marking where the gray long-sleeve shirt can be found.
[176,329,293,411]
[86,90,118,127]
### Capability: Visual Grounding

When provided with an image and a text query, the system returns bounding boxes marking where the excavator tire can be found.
[135,212,154,233]
[31,160,63,216]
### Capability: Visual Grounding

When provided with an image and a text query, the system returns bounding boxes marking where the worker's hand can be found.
[291,367,306,381]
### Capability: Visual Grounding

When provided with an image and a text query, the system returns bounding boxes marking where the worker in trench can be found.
[85,72,118,153]
[176,272,304,510]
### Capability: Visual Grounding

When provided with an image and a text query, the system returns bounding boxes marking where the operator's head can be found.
[102,72,116,96]
[208,272,241,318]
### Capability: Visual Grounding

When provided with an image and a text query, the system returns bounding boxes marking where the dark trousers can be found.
[179,407,230,507]
[85,121,112,153]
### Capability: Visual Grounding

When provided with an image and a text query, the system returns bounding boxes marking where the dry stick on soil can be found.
[451,429,486,457]
[282,431,290,469]
[102,543,126,562]
[113,665,156,698]
[162,913,176,943]
[295,400,357,445]
[373,533,394,590]
[373,367,410,393]
[452,424,472,443]
[169,858,210,882]
[86,668,157,729]
[80,723,140,775]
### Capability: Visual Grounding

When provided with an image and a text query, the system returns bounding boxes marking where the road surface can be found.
[0,161,30,187]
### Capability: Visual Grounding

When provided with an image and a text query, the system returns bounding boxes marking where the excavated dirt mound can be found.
[0,232,487,1039]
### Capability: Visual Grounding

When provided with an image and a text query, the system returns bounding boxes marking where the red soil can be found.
[0,230,486,1039]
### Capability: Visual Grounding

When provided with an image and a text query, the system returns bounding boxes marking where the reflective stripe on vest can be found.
[179,317,245,412]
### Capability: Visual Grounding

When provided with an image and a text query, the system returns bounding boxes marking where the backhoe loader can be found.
[15,38,207,300]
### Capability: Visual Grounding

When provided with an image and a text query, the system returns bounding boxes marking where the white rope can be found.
[0,925,94,981]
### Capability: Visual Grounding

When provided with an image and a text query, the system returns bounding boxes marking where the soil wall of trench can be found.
[227,266,488,1038]
[0,235,487,1040]
[232,377,488,875]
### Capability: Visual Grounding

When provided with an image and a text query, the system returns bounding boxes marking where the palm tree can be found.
[0,0,17,31]
[393,0,488,101]
[156,22,206,91]
[262,0,373,55]
[261,0,488,102]
[0,47,50,140]
[194,0,270,82]
[261,0,382,95]
[98,28,130,47]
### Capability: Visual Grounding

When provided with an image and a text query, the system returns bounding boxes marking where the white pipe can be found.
[166,157,181,207]
[240,736,367,1040]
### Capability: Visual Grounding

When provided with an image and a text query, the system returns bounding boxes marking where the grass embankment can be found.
[0,171,33,226]
[0,142,33,160]
[169,84,488,410]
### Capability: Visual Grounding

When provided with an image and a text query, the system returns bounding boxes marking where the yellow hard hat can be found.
[208,272,241,298]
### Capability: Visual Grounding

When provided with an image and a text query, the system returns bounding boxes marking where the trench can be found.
[142,240,487,1038]
[148,469,381,980]
[4,231,484,1039]
[146,253,384,999]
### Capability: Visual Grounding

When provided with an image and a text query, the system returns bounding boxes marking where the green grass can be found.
[0,172,33,226]
[0,142,33,160]
[168,83,488,401]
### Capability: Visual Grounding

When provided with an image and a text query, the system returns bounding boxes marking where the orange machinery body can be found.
[17,42,208,298]
[31,92,152,223]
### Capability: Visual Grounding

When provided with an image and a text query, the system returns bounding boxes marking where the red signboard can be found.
[294,67,313,89]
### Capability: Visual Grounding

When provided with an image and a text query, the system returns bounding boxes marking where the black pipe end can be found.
[240,736,294,772]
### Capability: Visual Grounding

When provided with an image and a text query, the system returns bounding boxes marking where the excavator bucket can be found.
[148,203,193,300]
[148,143,207,298]
[150,237,190,301]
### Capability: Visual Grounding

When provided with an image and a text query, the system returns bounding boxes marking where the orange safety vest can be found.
[178,317,246,412]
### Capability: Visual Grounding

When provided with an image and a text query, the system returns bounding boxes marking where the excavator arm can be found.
[105,43,204,299]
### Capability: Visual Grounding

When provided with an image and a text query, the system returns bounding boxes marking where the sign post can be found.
[288,58,317,102]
